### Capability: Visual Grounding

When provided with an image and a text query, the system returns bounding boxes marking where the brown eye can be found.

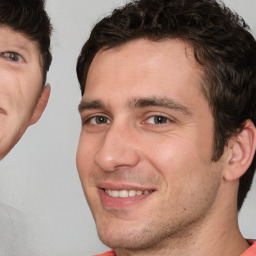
[153,116,169,124]
[87,116,110,125]
[146,115,170,124]
[94,116,109,124]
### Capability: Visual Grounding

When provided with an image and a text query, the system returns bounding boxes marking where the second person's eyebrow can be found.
[126,97,192,116]
[78,100,106,113]
[78,96,192,116]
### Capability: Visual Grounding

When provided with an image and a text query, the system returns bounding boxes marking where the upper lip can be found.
[97,182,156,191]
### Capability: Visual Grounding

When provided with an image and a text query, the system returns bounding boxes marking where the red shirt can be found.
[94,241,256,256]
[241,240,256,256]
[93,251,115,256]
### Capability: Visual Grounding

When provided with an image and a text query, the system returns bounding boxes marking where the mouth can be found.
[104,189,153,198]
[98,185,156,209]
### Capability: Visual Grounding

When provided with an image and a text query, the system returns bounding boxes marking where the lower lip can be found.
[99,189,153,209]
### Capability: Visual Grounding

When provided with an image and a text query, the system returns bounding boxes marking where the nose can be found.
[94,122,140,172]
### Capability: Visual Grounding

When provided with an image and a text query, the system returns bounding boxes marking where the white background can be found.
[0,0,256,255]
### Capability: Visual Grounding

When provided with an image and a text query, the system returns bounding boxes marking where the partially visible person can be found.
[76,0,256,255]
[0,0,52,160]
[0,0,52,255]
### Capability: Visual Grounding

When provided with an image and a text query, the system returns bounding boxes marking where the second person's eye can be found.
[89,116,110,125]
[146,115,170,124]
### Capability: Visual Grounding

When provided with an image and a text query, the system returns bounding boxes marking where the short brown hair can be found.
[0,0,52,85]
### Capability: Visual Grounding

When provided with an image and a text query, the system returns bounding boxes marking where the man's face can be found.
[77,39,226,251]
[0,26,46,159]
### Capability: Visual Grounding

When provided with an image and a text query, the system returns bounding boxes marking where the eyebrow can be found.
[78,97,192,116]
[127,97,192,115]
[78,100,105,113]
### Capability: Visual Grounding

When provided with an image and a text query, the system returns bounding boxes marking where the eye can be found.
[86,115,110,125]
[146,115,171,124]
[0,52,24,62]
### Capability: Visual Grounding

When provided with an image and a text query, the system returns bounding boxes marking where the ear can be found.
[224,120,256,181]
[29,84,51,126]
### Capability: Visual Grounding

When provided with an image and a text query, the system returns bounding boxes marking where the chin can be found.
[96,222,160,251]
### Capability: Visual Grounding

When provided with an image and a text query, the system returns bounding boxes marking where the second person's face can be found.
[77,39,226,252]
[0,26,45,159]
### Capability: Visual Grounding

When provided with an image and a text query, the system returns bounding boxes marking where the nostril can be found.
[94,126,140,171]
[94,148,140,172]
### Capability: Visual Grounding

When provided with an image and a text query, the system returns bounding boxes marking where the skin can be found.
[77,39,254,256]
[0,26,50,160]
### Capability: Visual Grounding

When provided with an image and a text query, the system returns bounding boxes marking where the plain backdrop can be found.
[0,0,256,255]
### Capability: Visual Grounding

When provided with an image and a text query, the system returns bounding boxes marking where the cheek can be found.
[76,136,102,212]
[149,134,222,211]
[144,133,213,193]
[22,75,42,107]
[2,76,41,117]
[0,115,24,159]
[76,133,96,180]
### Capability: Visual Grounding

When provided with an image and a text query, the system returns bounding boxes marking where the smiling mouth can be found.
[104,189,154,198]
[99,187,155,208]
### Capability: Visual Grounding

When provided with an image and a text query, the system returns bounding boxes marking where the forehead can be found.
[84,39,204,103]
[0,25,40,53]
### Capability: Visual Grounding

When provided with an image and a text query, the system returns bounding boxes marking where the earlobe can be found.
[29,84,51,126]
[224,120,256,181]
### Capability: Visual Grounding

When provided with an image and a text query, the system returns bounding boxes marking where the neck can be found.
[115,182,249,256]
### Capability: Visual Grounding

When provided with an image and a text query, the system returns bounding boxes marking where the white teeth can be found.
[105,189,151,198]
[136,191,142,195]
[112,190,119,197]
[128,190,136,197]
[119,190,128,198]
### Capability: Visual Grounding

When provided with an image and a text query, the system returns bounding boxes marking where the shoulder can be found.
[0,202,29,255]
[241,240,256,256]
